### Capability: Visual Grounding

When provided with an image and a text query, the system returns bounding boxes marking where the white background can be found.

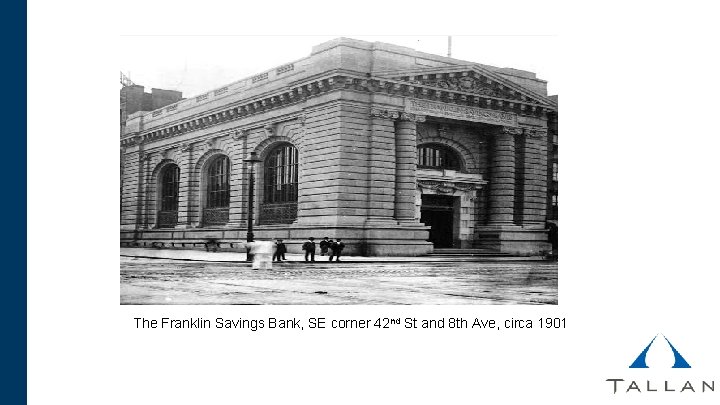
[28,1,720,403]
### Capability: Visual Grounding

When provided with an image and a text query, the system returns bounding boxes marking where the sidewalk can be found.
[120,247,547,263]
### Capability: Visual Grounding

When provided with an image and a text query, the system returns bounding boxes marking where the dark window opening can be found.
[158,164,180,228]
[264,144,298,204]
[261,144,298,224]
[206,156,230,209]
[417,144,461,170]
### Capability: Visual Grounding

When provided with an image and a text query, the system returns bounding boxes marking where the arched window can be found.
[261,143,298,223]
[204,155,230,225]
[157,164,179,228]
[417,144,462,170]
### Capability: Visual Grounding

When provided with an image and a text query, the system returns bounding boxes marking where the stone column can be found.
[487,126,522,226]
[395,113,424,223]
[521,128,548,227]
[175,143,193,228]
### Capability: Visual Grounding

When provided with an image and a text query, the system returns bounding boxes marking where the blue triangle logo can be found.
[629,334,691,368]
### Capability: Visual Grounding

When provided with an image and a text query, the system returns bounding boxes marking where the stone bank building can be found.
[120,38,558,256]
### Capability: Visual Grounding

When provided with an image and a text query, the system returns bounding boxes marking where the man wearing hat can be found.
[273,239,287,262]
[301,237,316,262]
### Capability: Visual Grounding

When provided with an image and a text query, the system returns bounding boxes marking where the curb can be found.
[120,254,551,264]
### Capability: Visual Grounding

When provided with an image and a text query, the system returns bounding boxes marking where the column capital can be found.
[369,108,401,120]
[399,112,426,123]
[138,151,152,162]
[231,129,247,141]
[179,142,192,153]
[496,126,523,136]
[522,127,548,138]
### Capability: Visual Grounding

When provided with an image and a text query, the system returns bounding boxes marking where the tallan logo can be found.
[605,333,715,394]
[629,334,691,369]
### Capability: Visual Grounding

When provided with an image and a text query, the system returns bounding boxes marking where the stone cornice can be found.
[374,65,557,109]
[121,72,552,147]
[120,75,351,147]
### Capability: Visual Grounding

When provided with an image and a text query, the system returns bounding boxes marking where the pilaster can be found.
[175,143,193,228]
[233,132,248,227]
[394,113,424,223]
[120,146,140,230]
[366,108,397,222]
[520,127,548,227]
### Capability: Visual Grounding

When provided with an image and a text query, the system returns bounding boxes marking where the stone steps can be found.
[429,248,513,257]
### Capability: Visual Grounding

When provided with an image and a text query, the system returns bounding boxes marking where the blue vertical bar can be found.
[0,0,27,402]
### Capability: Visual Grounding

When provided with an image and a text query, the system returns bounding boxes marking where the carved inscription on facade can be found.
[405,99,517,127]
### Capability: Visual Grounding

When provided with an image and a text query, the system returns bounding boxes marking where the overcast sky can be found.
[120,35,559,98]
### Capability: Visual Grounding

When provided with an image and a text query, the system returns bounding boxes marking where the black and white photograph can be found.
[119,35,559,304]
[29,1,720,404]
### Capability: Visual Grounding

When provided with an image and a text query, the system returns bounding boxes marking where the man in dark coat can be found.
[319,237,333,256]
[329,239,345,262]
[273,239,287,262]
[302,237,316,262]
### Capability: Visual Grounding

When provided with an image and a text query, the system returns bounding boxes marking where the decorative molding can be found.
[138,151,152,162]
[180,143,192,153]
[399,112,426,123]
[418,179,483,194]
[121,72,554,148]
[498,126,523,136]
[523,128,548,138]
[205,136,221,149]
[264,123,277,138]
[252,72,269,83]
[161,148,175,159]
[276,64,294,75]
[406,99,518,127]
[231,129,246,141]
[397,73,540,103]
[369,108,400,120]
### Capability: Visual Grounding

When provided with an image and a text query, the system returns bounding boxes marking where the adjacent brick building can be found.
[120,38,558,255]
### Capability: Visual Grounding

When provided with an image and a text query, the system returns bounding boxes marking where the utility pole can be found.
[447,36,452,58]
[244,152,261,262]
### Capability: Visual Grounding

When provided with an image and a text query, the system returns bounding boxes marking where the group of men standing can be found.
[271,237,345,262]
[302,237,345,262]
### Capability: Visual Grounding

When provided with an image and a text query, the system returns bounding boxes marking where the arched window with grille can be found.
[203,155,230,226]
[417,144,462,171]
[261,143,298,224]
[157,164,180,228]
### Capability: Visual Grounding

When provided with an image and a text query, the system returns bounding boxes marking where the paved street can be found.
[121,256,558,305]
